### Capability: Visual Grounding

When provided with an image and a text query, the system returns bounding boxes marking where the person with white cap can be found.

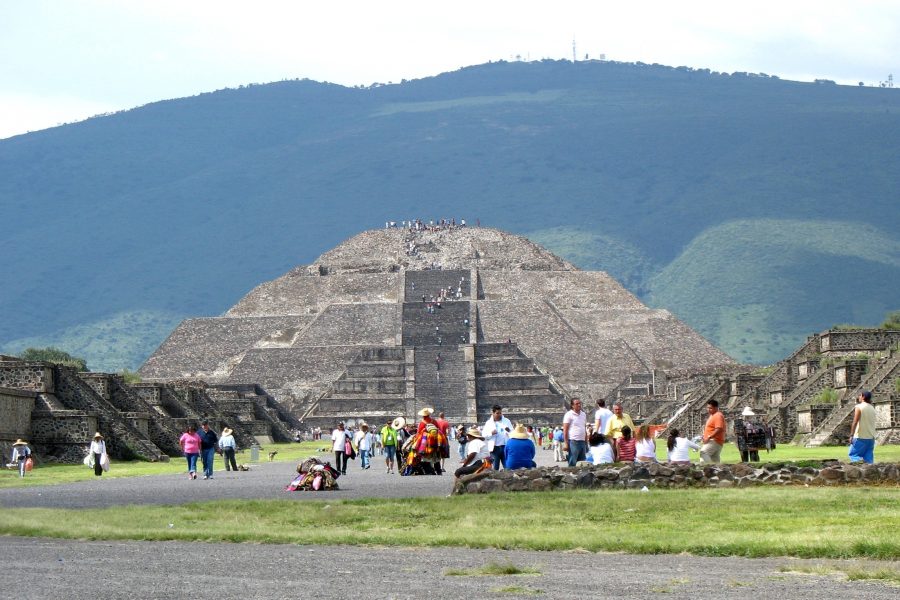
[734,407,764,462]
[218,427,238,472]
[10,439,31,478]
[89,432,108,477]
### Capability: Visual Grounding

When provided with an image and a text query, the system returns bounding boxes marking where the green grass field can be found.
[0,488,897,560]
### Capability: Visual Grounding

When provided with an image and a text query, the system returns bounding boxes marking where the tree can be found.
[881,310,900,330]
[18,347,89,371]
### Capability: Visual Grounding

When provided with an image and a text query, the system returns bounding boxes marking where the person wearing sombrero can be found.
[504,424,537,470]
[381,418,402,474]
[454,428,491,478]
[416,407,435,435]
[88,432,108,477]
[218,427,238,472]
[10,439,32,478]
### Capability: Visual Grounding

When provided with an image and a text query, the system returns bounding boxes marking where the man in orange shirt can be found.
[700,399,726,463]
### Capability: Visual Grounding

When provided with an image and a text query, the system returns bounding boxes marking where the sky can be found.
[2,0,899,139]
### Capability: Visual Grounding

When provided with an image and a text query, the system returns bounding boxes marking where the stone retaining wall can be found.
[453,461,900,494]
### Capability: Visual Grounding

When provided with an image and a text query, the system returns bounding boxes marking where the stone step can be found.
[475,343,520,358]
[316,398,408,414]
[404,269,471,302]
[476,358,535,374]
[477,374,550,391]
[358,348,405,362]
[332,380,406,394]
[346,363,406,378]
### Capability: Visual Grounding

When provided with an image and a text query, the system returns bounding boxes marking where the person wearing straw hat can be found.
[219,427,238,472]
[89,432,108,477]
[354,423,372,470]
[454,427,491,478]
[10,439,32,478]
[504,424,537,470]
[416,407,435,435]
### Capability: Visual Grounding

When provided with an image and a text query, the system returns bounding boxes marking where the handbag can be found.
[83,454,93,468]
[24,457,34,472]
[344,438,357,460]
[100,453,110,472]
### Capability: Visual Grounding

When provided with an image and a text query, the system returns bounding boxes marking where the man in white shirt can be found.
[593,399,613,438]
[482,404,513,470]
[563,398,588,466]
[849,390,876,464]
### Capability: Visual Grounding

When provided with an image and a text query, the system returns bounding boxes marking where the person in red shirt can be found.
[416,407,435,434]
[700,399,726,463]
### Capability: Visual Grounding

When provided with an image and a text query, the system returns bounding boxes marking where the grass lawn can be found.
[0,487,898,560]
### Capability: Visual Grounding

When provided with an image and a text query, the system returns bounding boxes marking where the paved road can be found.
[0,443,564,509]
[2,537,898,599]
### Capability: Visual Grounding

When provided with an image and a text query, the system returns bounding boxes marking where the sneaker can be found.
[203,475,208,480]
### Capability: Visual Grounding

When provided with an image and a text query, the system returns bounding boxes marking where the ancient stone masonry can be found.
[0,356,296,463]
[141,227,733,428]
[607,329,900,446]
[453,461,900,495]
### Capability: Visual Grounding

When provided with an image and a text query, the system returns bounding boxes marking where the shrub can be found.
[18,347,88,371]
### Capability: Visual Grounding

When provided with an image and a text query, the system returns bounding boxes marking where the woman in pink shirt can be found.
[178,424,202,480]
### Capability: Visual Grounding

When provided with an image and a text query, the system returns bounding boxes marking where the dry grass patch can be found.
[444,562,541,577]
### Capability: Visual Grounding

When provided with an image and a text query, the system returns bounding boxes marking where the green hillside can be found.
[1,60,898,369]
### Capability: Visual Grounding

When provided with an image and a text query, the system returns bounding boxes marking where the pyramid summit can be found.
[141,225,733,425]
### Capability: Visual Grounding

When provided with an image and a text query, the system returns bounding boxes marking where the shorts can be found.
[384,446,397,461]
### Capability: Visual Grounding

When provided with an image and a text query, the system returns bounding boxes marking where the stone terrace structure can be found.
[0,356,296,464]
[142,227,733,427]
[609,329,900,446]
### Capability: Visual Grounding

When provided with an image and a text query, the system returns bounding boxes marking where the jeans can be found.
[185,452,199,474]
[18,458,26,477]
[360,448,370,469]
[567,440,587,466]
[458,441,467,460]
[94,452,103,476]
[222,447,237,471]
[200,447,215,477]
[384,445,396,466]
[491,445,506,470]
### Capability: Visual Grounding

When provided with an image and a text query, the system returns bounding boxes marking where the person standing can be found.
[219,427,238,472]
[482,405,513,470]
[700,400,726,463]
[332,422,350,475]
[552,426,565,462]
[10,439,31,478]
[381,419,399,474]
[848,390,876,464]
[354,423,371,470]
[89,432,108,477]
[178,425,201,480]
[563,398,588,466]
[593,400,614,441]
[605,403,635,441]
[197,421,219,480]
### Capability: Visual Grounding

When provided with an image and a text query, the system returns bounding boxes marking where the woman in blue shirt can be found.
[504,424,536,470]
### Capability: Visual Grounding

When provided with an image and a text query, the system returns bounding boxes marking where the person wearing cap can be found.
[454,427,491,478]
[218,427,238,472]
[849,390,876,464]
[332,422,351,476]
[700,399,726,463]
[381,418,400,474]
[504,424,537,470]
[734,407,765,462]
[354,423,372,470]
[197,421,219,480]
[88,432,108,477]
[10,439,31,478]
[482,405,513,470]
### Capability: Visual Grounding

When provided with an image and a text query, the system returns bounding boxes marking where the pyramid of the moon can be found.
[140,227,734,426]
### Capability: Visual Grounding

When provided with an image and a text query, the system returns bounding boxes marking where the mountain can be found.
[1,59,898,370]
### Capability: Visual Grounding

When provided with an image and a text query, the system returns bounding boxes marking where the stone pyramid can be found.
[141,227,733,425]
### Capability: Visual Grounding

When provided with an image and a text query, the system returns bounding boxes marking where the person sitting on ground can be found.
[455,428,491,478]
[665,428,700,465]
[587,432,614,465]
[634,425,657,463]
[504,424,537,470]
[614,426,636,463]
